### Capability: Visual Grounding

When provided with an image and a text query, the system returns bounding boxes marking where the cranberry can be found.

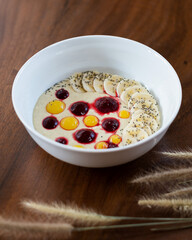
[74,129,97,143]
[102,118,119,132]
[42,116,58,129]
[55,88,69,99]
[108,142,118,148]
[55,137,68,144]
[70,101,89,116]
[94,97,119,114]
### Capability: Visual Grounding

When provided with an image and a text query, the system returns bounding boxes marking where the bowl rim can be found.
[12,35,182,153]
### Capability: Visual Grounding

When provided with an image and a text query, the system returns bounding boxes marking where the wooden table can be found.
[0,0,192,239]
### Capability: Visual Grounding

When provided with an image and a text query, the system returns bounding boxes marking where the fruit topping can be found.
[60,116,79,130]
[118,110,130,119]
[94,97,119,114]
[73,145,85,148]
[46,100,65,114]
[108,142,118,148]
[83,115,99,127]
[42,116,58,129]
[74,129,97,143]
[55,88,69,100]
[109,134,122,144]
[55,137,68,144]
[102,118,119,132]
[95,141,108,149]
[70,101,89,116]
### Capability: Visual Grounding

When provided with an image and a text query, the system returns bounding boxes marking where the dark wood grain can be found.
[0,0,192,239]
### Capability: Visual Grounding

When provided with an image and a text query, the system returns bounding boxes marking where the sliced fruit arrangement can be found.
[70,72,85,93]
[130,101,160,125]
[131,110,159,133]
[120,85,149,104]
[127,120,152,136]
[82,71,99,92]
[123,126,148,145]
[93,72,111,93]
[103,74,123,96]
[68,70,160,147]
[116,79,141,97]
[128,92,157,109]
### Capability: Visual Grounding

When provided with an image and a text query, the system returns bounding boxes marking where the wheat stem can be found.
[22,200,117,225]
[22,200,192,223]
[1,216,192,238]
[178,179,192,184]
[132,167,192,184]
[151,223,192,232]
[75,220,192,231]
[163,186,192,198]
[138,198,192,213]
[0,216,73,239]
[160,150,192,159]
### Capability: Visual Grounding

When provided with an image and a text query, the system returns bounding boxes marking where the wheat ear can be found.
[132,167,192,184]
[1,215,192,237]
[160,149,192,159]
[22,200,192,223]
[75,220,192,231]
[22,200,118,226]
[163,186,192,198]
[138,198,192,214]
[0,216,73,239]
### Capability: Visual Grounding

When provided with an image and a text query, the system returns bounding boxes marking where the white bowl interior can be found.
[12,36,181,144]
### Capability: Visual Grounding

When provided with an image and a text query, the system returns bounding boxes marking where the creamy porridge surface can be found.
[33,71,161,149]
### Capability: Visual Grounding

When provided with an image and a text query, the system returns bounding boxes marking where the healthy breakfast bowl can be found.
[12,35,182,168]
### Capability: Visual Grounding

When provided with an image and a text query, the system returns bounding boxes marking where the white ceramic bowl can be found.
[12,35,182,168]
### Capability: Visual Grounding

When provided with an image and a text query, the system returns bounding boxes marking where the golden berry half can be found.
[60,116,79,130]
[109,134,122,144]
[83,115,99,127]
[73,145,85,148]
[95,141,108,149]
[118,110,130,118]
[46,100,65,114]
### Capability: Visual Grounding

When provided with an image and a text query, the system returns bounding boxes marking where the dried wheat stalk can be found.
[75,220,190,231]
[132,167,192,184]
[163,186,192,198]
[0,216,73,239]
[138,198,192,214]
[1,215,191,238]
[160,149,192,159]
[22,200,117,226]
[151,223,192,232]
[22,200,192,224]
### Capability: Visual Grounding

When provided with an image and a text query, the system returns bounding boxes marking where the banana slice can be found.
[141,125,152,136]
[120,85,149,104]
[104,75,123,96]
[128,120,152,136]
[131,110,159,133]
[93,72,111,93]
[70,72,85,93]
[123,126,148,145]
[128,92,157,109]
[131,101,160,124]
[116,79,141,97]
[82,71,98,92]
